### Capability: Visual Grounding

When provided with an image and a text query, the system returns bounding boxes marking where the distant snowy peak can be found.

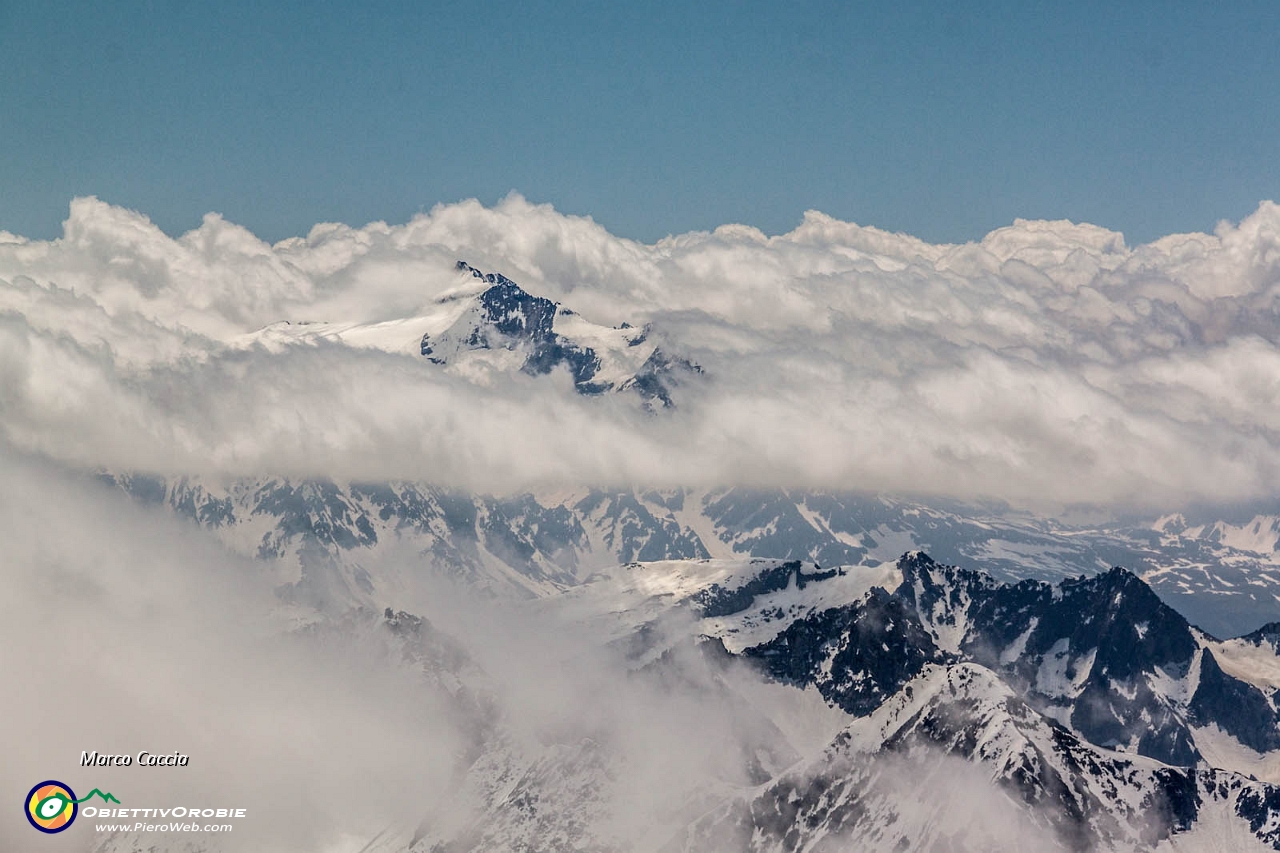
[100,476,1280,640]
[426,261,701,405]
[1155,512,1280,562]
[244,261,700,406]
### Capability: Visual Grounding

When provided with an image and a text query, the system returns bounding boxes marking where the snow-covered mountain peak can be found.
[440,261,703,404]
[239,260,700,406]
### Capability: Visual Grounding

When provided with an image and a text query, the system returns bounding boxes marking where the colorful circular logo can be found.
[25,781,77,833]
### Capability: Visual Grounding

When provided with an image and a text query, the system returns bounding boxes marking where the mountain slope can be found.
[675,662,1280,853]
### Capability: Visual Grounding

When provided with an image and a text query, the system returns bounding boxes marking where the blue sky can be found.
[1,1,1277,245]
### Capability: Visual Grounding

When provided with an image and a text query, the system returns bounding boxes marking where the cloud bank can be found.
[3,195,1280,509]
[0,450,847,852]
[0,451,462,851]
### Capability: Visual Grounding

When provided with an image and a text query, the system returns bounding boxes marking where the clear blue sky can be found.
[1,1,1277,246]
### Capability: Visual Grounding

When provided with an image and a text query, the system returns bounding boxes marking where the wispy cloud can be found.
[0,450,844,851]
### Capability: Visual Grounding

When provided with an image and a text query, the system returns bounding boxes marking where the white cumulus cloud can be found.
[2,194,1280,510]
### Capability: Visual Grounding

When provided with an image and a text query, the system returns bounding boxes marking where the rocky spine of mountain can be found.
[416,261,700,406]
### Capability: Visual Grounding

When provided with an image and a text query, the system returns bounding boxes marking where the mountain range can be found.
[80,448,1280,853]
[100,474,1280,640]
[66,259,1280,852]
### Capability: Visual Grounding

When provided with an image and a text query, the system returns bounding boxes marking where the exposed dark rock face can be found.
[432,262,698,406]
[1244,621,1280,653]
[724,553,1280,770]
[672,660,1280,853]
[745,586,944,716]
[693,560,838,618]
[1190,649,1280,753]
[893,553,1205,766]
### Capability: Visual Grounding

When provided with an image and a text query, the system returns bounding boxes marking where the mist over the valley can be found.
[0,452,861,852]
